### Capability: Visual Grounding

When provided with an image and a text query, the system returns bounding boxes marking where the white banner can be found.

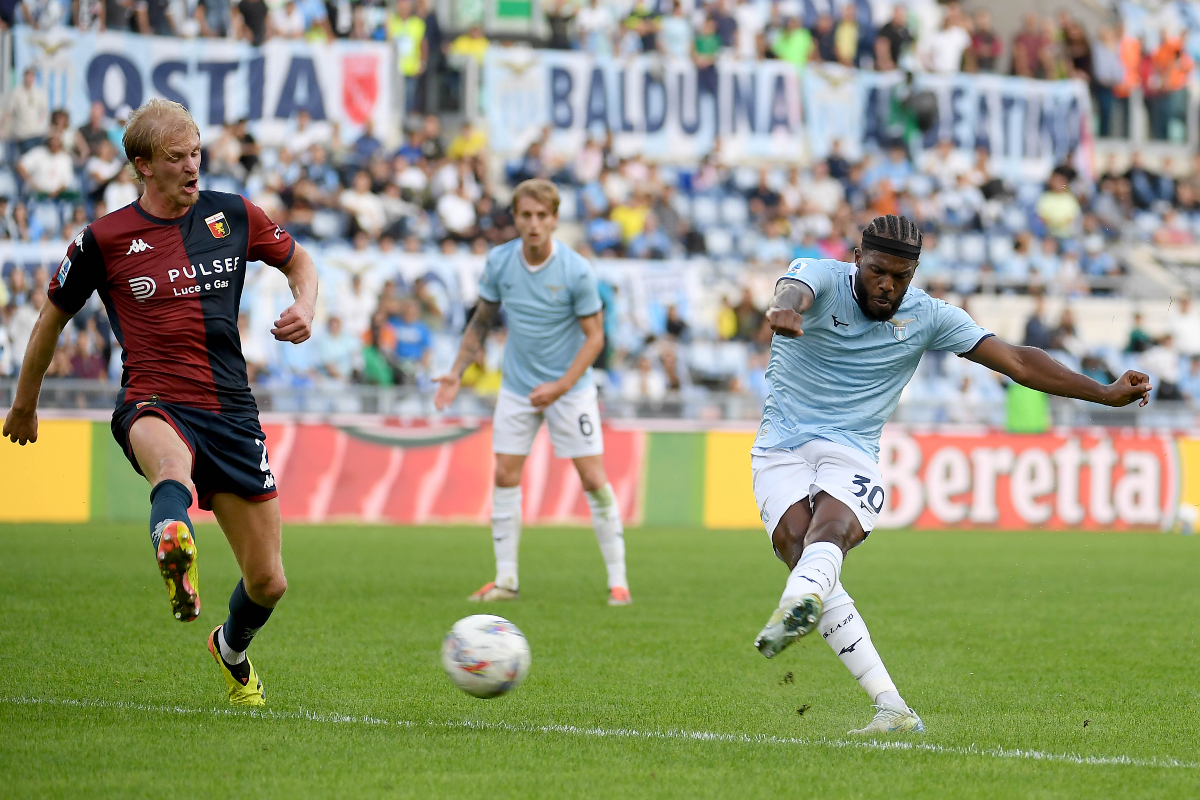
[485,50,806,163]
[15,28,394,146]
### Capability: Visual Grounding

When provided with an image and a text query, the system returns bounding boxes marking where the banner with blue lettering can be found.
[485,50,806,163]
[805,67,1091,172]
[15,28,394,145]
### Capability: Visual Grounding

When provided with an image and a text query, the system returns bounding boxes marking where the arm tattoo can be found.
[454,300,499,376]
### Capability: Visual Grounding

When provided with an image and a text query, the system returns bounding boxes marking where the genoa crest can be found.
[205,212,231,239]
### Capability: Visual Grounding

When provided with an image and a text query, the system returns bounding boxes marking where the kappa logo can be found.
[126,238,154,255]
[129,276,157,301]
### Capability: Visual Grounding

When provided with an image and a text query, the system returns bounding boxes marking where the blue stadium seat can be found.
[311,209,347,240]
[557,190,578,221]
[0,168,18,199]
[669,191,691,220]
[987,234,1014,264]
[704,228,735,258]
[959,233,986,265]
[732,167,760,192]
[720,194,750,226]
[691,194,720,227]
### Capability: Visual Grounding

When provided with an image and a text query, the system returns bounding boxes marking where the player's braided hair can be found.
[860,214,923,260]
[863,214,923,250]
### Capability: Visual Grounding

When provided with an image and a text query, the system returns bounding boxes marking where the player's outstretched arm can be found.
[434,299,500,411]
[765,279,815,338]
[964,336,1152,408]
[529,311,605,410]
[271,243,318,344]
[3,300,73,445]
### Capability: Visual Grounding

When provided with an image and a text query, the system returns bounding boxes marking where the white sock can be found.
[491,486,522,591]
[586,483,627,589]
[217,627,246,665]
[780,542,843,606]
[819,585,904,707]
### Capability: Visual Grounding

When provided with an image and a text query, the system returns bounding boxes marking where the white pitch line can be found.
[4,696,1197,770]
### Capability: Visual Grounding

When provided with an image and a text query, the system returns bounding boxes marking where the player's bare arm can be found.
[434,299,500,411]
[528,310,605,410]
[765,279,815,338]
[2,300,73,445]
[964,336,1152,408]
[271,243,318,344]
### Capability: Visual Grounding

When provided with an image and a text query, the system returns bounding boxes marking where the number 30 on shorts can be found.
[851,474,885,513]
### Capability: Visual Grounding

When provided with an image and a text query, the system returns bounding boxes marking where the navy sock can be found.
[149,479,194,552]
[222,579,274,655]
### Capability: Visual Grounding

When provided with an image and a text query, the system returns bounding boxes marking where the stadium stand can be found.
[2,0,1200,426]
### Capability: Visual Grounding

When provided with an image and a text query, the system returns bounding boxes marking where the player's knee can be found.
[802,519,854,554]
[246,570,287,606]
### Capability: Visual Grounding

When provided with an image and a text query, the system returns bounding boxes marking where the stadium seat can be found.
[557,190,578,222]
[732,167,759,192]
[959,233,987,265]
[987,234,1015,264]
[669,191,691,220]
[691,194,720,227]
[720,194,750,226]
[311,209,347,240]
[0,169,18,199]
[704,228,735,258]
[1015,182,1043,209]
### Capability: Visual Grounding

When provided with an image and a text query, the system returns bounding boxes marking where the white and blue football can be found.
[440,615,531,699]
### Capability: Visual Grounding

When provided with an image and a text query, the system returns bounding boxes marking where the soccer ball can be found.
[440,615,531,698]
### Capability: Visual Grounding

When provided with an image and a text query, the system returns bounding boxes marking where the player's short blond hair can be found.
[511,178,560,215]
[123,99,201,184]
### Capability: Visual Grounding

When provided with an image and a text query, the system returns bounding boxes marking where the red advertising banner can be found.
[189,422,645,526]
[877,429,1178,530]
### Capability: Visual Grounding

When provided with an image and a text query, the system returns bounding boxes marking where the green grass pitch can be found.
[2,522,1199,798]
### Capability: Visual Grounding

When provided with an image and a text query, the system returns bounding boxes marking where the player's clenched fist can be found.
[766,307,805,338]
[272,303,315,343]
[1104,370,1153,407]
[3,406,38,445]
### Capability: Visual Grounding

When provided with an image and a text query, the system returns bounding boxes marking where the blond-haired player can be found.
[435,179,631,605]
[3,99,318,706]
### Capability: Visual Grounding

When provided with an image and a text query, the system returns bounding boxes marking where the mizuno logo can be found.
[839,637,862,655]
[832,315,849,327]
[127,239,154,254]
[129,276,157,301]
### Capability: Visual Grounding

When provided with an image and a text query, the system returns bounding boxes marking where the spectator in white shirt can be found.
[1167,296,1200,357]
[917,11,971,74]
[919,138,973,190]
[802,160,845,217]
[576,0,615,56]
[270,0,306,38]
[103,167,141,210]
[17,133,77,198]
[85,138,124,199]
[315,316,363,384]
[436,184,477,239]
[336,273,377,341]
[339,170,388,238]
[5,68,49,154]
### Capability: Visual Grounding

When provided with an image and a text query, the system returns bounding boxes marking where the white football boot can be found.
[467,582,519,602]
[848,704,926,735]
[753,594,823,658]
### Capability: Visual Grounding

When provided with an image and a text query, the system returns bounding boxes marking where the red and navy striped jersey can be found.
[47,192,295,413]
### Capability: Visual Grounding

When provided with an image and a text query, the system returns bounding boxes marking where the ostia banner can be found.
[15,28,394,145]
[5,421,1199,531]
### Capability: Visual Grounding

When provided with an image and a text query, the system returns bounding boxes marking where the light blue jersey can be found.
[479,239,603,397]
[754,258,992,460]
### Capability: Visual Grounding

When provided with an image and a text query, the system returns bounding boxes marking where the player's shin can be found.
[780,541,842,607]
[219,578,274,666]
[492,486,522,591]
[149,479,194,551]
[585,483,627,590]
[820,585,905,709]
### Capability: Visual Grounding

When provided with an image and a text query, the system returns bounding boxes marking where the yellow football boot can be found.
[154,520,200,622]
[207,626,266,707]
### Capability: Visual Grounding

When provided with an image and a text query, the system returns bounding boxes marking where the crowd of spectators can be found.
[3,1,1200,418]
